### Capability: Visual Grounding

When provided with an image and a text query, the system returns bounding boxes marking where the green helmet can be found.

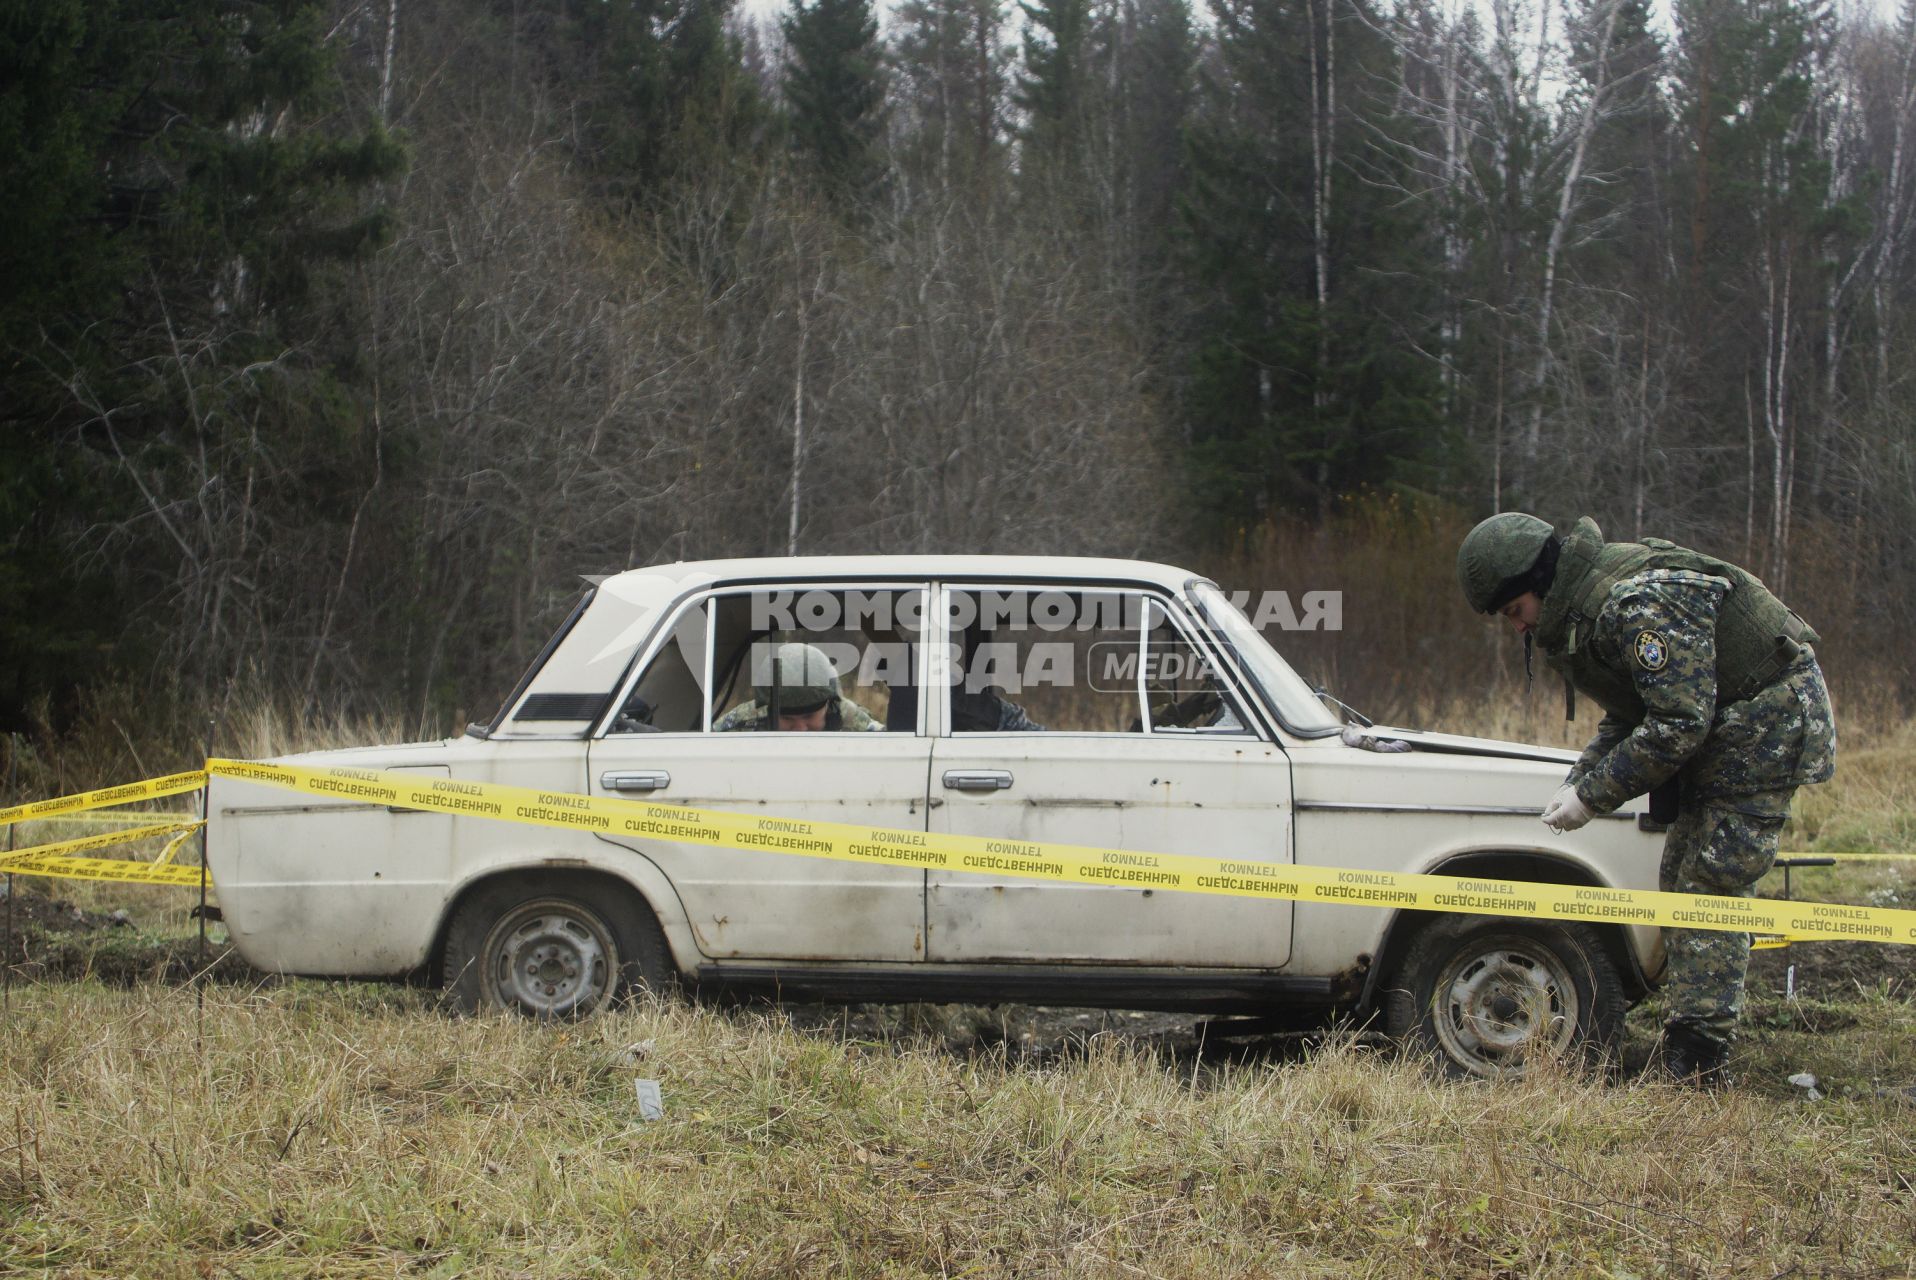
[755,642,842,714]
[1457,513,1556,613]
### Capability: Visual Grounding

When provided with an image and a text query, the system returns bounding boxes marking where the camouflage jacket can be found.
[1545,562,1836,816]
[713,696,884,732]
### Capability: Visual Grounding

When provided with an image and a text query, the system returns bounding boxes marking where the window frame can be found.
[932,582,1266,741]
[593,580,933,738]
[1184,579,1342,739]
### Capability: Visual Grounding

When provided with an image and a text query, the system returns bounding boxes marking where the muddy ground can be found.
[0,887,253,988]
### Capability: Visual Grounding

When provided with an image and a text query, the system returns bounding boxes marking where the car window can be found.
[943,588,1247,736]
[711,587,924,732]
[945,588,1136,733]
[610,599,709,733]
[611,587,926,734]
[1140,598,1252,735]
[1189,581,1341,734]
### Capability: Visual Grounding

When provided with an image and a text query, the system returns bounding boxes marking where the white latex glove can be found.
[1546,782,1575,816]
[1541,786,1594,833]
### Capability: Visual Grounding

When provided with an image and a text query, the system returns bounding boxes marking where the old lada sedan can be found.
[206,556,1666,1077]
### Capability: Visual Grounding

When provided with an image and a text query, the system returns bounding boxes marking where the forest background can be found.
[4,0,1915,753]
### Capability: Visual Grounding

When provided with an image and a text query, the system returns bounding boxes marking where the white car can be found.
[207,556,1666,1076]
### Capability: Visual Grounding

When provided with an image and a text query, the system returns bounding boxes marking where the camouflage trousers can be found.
[1657,788,1795,1047]
[1655,650,1834,1047]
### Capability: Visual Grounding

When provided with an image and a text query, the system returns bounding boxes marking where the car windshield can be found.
[1189,581,1342,734]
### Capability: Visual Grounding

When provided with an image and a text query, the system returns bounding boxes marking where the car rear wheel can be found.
[443,880,673,1018]
[1384,915,1623,1079]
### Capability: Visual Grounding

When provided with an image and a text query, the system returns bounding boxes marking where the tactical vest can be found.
[1536,519,1818,722]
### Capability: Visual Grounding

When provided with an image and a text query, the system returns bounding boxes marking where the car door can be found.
[587,582,934,963]
[925,586,1294,967]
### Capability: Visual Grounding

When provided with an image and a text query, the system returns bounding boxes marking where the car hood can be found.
[1361,726,1578,766]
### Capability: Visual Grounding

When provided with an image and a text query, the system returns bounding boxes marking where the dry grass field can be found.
[0,697,1912,1276]
[0,978,1909,1279]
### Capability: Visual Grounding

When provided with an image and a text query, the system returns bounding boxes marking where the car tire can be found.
[1383,915,1624,1079]
[442,879,674,1018]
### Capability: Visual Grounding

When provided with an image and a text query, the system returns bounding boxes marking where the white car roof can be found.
[495,555,1218,736]
[598,555,1209,593]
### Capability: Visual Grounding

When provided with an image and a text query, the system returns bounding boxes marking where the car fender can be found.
[427,840,701,979]
[1356,841,1660,1011]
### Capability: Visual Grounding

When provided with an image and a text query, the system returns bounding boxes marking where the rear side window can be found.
[613,601,710,733]
[607,586,927,734]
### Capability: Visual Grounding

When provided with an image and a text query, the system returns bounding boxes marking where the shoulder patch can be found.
[1634,630,1670,671]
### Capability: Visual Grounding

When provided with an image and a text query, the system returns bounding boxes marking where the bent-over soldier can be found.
[1457,514,1836,1084]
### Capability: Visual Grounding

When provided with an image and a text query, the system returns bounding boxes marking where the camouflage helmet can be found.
[1457,513,1556,613]
[754,642,842,714]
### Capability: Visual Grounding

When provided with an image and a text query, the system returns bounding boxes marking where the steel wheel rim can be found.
[1430,935,1579,1076]
[482,902,618,1018]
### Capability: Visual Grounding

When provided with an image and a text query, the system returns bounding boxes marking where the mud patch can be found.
[0,887,262,987]
[1748,938,1916,1001]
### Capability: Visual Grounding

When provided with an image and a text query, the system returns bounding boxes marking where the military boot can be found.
[1660,1022,1732,1089]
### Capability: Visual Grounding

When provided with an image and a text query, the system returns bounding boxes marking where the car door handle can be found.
[942,769,1013,792]
[600,770,671,792]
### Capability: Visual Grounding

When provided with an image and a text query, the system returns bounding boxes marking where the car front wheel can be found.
[1384,915,1624,1078]
[442,880,673,1018]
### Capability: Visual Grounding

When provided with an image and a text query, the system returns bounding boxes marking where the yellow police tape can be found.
[8,811,202,829]
[0,822,208,887]
[0,772,210,887]
[203,759,1916,948]
[0,771,207,828]
[0,759,1909,944]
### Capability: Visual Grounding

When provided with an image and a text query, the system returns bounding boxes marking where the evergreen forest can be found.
[4,0,1915,734]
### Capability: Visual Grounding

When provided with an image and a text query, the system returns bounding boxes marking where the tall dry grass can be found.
[0,982,1910,1277]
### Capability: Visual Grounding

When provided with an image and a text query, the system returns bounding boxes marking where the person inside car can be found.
[714,642,884,732]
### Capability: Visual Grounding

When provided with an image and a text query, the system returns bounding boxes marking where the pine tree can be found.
[892,0,1013,204]
[0,0,404,723]
[783,0,889,207]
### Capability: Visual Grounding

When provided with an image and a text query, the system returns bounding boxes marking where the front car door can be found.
[925,584,1294,967]
[588,582,933,963]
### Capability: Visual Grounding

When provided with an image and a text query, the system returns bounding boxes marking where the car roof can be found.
[604,555,1209,593]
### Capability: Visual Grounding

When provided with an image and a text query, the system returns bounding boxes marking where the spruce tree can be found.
[0,0,404,723]
[547,0,767,209]
[782,0,889,207]
[1015,0,1094,161]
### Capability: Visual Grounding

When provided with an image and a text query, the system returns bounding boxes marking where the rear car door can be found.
[587,582,934,962]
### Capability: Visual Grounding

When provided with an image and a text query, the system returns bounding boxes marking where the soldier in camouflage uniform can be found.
[1458,514,1836,1084]
[714,641,885,732]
